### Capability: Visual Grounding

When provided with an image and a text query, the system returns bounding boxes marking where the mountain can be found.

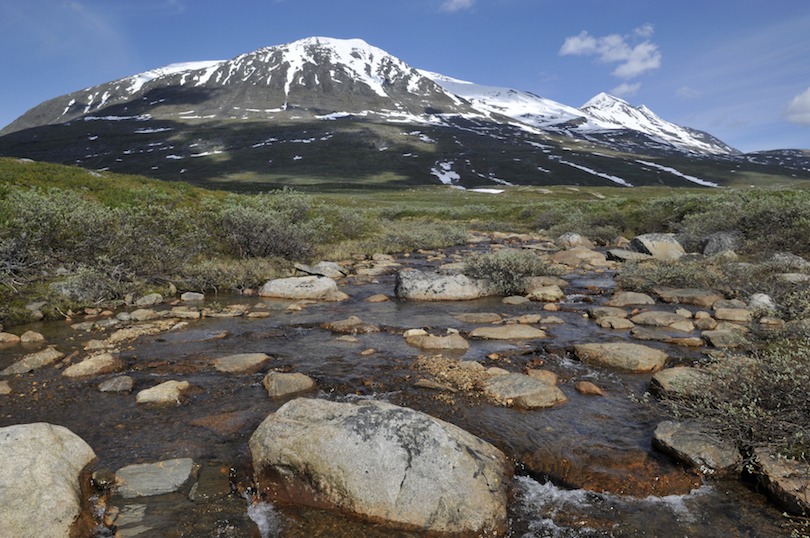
[1,36,808,190]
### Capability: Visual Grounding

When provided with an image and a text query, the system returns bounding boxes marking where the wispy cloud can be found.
[440,0,474,13]
[677,86,702,99]
[611,82,641,97]
[559,25,661,80]
[785,87,810,125]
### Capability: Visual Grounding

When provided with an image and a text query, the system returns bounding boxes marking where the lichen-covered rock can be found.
[259,276,348,302]
[629,234,685,261]
[395,269,494,301]
[249,398,510,534]
[653,421,741,476]
[0,423,97,538]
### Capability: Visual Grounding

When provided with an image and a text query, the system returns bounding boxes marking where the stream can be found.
[0,242,793,537]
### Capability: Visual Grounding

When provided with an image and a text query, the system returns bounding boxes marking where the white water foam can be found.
[246,501,283,538]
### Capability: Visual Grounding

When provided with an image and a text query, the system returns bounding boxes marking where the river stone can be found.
[405,332,470,351]
[0,332,21,344]
[524,275,569,291]
[98,375,134,393]
[20,330,45,343]
[1,346,65,375]
[606,291,655,307]
[454,312,502,323]
[589,306,628,319]
[597,316,636,330]
[573,343,668,373]
[134,293,163,307]
[262,371,316,398]
[631,311,694,332]
[322,315,379,334]
[135,380,190,405]
[556,232,594,249]
[702,329,746,348]
[749,293,776,312]
[130,308,161,322]
[180,291,205,302]
[395,269,494,301]
[653,421,741,476]
[753,448,810,516]
[258,276,348,302]
[714,308,752,323]
[0,380,10,395]
[213,352,271,373]
[62,353,123,378]
[294,261,348,279]
[655,288,724,308]
[249,398,510,534]
[550,246,609,267]
[526,285,565,302]
[574,380,605,396]
[650,367,707,397]
[628,233,686,261]
[469,325,547,340]
[116,458,196,498]
[502,295,530,305]
[483,373,567,408]
[0,423,97,538]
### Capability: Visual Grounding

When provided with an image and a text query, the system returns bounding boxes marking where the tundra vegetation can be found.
[2,157,810,487]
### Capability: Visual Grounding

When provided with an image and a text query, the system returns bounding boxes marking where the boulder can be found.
[550,246,609,267]
[702,231,742,256]
[20,330,45,343]
[135,380,190,405]
[606,249,654,262]
[262,371,316,398]
[249,398,510,534]
[404,331,470,352]
[0,332,21,344]
[650,366,707,397]
[573,343,668,373]
[653,421,741,476]
[116,458,196,498]
[134,293,163,307]
[482,373,567,408]
[630,311,695,332]
[749,293,776,312]
[628,233,686,261]
[555,232,594,249]
[395,270,493,301]
[259,276,348,302]
[322,316,379,334]
[62,353,123,378]
[606,291,655,307]
[753,448,810,516]
[0,423,97,538]
[294,261,348,279]
[526,285,565,302]
[655,288,724,308]
[1,346,65,375]
[713,308,752,323]
[469,325,547,340]
[213,352,271,373]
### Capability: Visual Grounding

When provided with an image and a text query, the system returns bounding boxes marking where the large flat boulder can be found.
[259,276,348,302]
[395,269,494,301]
[655,288,724,308]
[116,458,196,498]
[249,398,510,534]
[629,233,686,261]
[482,373,567,409]
[0,423,97,538]
[573,343,668,373]
[653,421,741,476]
[753,448,810,516]
[1,346,65,375]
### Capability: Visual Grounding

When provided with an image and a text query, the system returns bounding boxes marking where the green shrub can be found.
[369,221,468,253]
[177,257,289,293]
[463,249,563,295]
[658,338,810,461]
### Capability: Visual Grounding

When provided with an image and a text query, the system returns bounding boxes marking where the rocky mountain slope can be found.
[1,36,808,189]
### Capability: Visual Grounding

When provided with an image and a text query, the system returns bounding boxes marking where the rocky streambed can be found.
[0,233,805,537]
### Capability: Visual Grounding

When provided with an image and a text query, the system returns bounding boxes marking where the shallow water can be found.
[0,246,795,536]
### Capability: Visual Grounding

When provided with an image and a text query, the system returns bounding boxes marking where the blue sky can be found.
[1,0,808,152]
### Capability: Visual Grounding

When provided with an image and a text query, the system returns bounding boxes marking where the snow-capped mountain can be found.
[1,37,807,189]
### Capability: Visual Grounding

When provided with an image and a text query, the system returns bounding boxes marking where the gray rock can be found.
[770,252,810,271]
[482,373,567,408]
[749,293,776,313]
[249,398,510,534]
[135,380,190,405]
[213,352,271,373]
[0,423,97,538]
[258,276,348,302]
[294,261,348,279]
[573,343,668,373]
[753,448,810,516]
[62,353,123,378]
[702,231,742,256]
[404,331,470,351]
[395,269,494,301]
[134,293,163,307]
[98,375,134,393]
[629,233,686,261]
[653,421,741,476]
[555,232,594,249]
[180,291,205,302]
[606,249,654,262]
[262,371,316,398]
[655,288,725,308]
[606,291,655,307]
[469,325,547,340]
[116,458,196,498]
[702,329,747,348]
[651,367,707,397]
[1,346,65,375]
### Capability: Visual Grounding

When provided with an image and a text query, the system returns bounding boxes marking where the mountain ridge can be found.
[1,36,808,189]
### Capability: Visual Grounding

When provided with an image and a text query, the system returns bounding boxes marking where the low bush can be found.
[463,249,563,295]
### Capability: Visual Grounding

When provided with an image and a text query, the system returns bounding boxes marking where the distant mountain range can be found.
[1,36,808,189]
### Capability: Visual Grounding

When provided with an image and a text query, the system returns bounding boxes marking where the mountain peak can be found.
[581,92,628,110]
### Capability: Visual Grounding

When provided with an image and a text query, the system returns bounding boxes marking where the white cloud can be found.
[677,86,702,99]
[560,26,661,80]
[440,0,474,12]
[785,87,810,125]
[611,82,641,97]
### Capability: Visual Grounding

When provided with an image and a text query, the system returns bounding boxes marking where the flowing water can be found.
[0,245,795,537]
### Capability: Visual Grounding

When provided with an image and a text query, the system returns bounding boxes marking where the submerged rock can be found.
[404,330,470,352]
[1,346,65,375]
[213,352,271,373]
[0,423,97,538]
[249,398,511,534]
[116,458,196,498]
[482,373,567,408]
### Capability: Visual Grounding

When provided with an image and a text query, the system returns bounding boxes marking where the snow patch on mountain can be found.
[636,160,719,187]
